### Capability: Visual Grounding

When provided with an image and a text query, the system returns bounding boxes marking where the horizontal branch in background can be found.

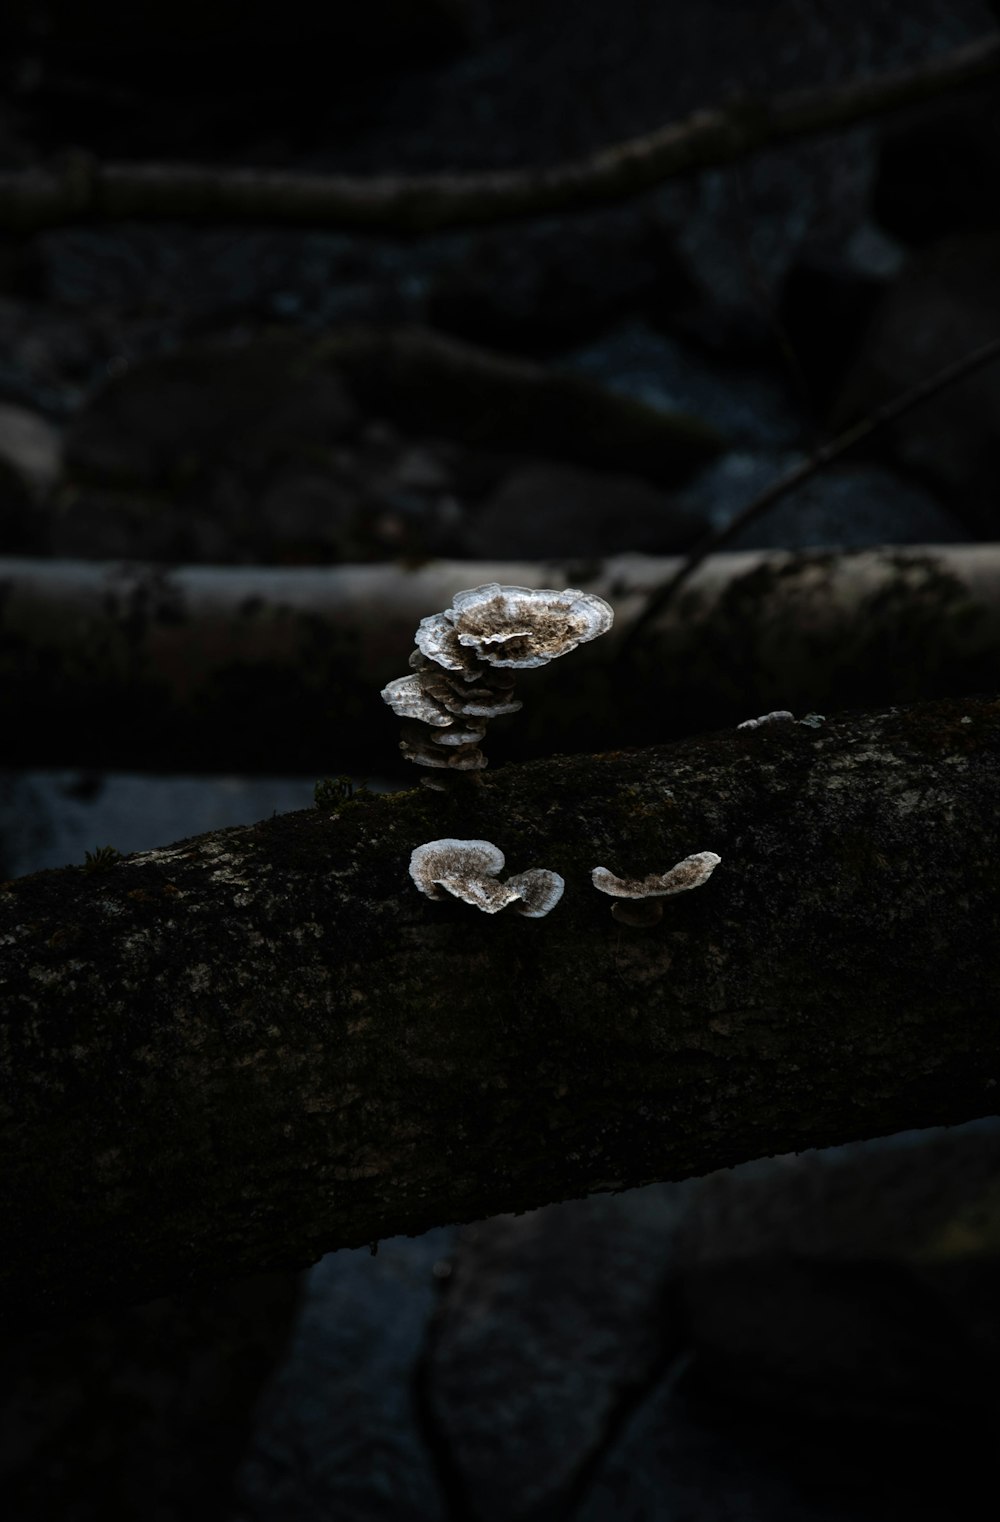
[1,546,1000,771]
[1,696,998,1323]
[1,34,998,232]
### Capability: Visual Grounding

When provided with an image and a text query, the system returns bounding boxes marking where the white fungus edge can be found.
[591,852,722,899]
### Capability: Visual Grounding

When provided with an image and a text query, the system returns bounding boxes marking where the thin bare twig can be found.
[1,34,997,232]
[618,333,1000,660]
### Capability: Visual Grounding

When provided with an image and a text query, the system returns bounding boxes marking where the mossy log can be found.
[1,695,999,1325]
[2,547,1000,771]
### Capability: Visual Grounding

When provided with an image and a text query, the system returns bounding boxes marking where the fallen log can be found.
[1,547,999,771]
[1,694,998,1325]
[1,34,997,233]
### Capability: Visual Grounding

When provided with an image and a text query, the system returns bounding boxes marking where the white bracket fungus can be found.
[435,583,614,670]
[398,723,488,771]
[591,851,721,927]
[384,583,613,774]
[409,839,564,917]
[737,710,794,730]
[381,675,456,727]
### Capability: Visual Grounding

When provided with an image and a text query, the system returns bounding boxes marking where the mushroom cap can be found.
[381,674,454,727]
[506,868,565,918]
[409,838,506,901]
[591,852,721,899]
[415,584,614,672]
[736,710,795,730]
[445,583,614,669]
[416,664,523,719]
[400,723,487,770]
[410,647,515,689]
[408,842,565,917]
[414,612,487,676]
[431,718,489,746]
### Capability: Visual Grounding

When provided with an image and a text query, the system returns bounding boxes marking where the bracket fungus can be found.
[383,583,613,774]
[409,839,565,917]
[591,851,721,927]
[737,710,794,730]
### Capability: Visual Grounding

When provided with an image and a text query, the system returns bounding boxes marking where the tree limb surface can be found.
[1,33,997,233]
[2,546,1000,771]
[1,695,999,1324]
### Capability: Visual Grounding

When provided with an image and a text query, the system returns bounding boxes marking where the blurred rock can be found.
[678,1258,992,1428]
[324,326,722,486]
[236,1231,454,1522]
[578,1384,872,1522]
[54,336,369,561]
[563,320,805,449]
[580,1123,1000,1521]
[423,1187,694,1521]
[675,1121,1000,1263]
[0,455,41,553]
[833,233,1000,534]
[0,294,95,416]
[678,455,970,547]
[65,336,358,490]
[465,461,706,558]
[0,401,61,495]
[256,471,363,564]
[577,1371,985,1522]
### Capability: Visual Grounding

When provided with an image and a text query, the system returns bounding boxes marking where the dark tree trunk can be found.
[1,695,999,1326]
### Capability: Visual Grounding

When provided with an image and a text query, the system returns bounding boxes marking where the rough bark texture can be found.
[2,547,1000,771]
[1,695,999,1326]
[1,34,997,232]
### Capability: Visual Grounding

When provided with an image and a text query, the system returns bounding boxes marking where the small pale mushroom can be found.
[409,840,564,917]
[591,852,722,927]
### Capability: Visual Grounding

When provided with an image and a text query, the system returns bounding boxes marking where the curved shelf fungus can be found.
[409,838,565,918]
[383,583,613,774]
[591,851,722,927]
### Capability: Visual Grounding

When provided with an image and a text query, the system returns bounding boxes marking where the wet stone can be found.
[422,1187,694,1522]
[678,454,971,548]
[235,1230,455,1522]
[464,461,707,559]
[833,232,1000,534]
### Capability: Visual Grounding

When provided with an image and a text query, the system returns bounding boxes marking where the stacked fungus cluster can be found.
[381,582,614,773]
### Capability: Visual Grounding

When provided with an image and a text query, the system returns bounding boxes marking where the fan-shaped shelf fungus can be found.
[383,583,613,773]
[409,839,565,917]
